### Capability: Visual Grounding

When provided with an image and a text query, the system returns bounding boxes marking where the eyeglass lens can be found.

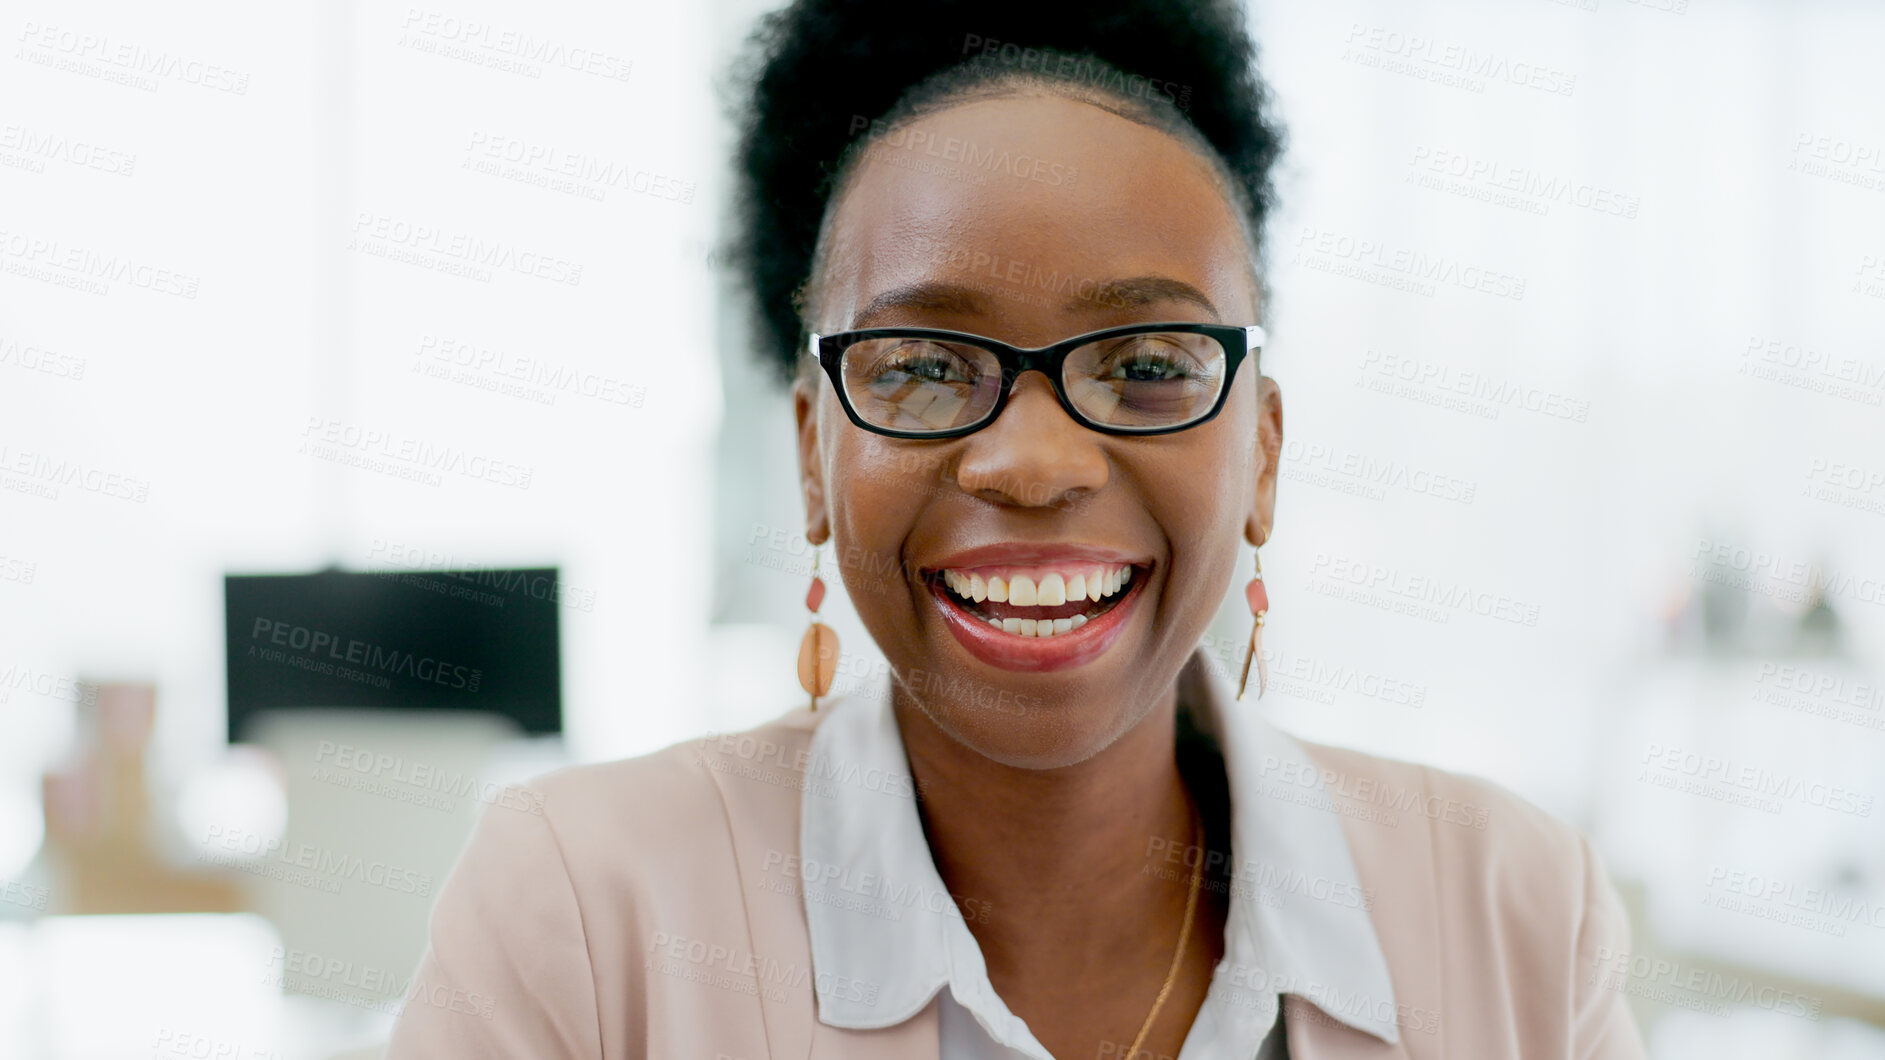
[837,331,1229,434]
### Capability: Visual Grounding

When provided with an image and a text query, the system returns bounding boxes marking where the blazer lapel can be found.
[1292,743,1447,1060]
[1283,994,1412,1060]
[702,707,941,1060]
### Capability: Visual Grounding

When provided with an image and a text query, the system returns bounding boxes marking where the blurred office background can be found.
[2,0,1882,1055]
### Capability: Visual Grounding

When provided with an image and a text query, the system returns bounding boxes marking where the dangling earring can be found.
[1236,547,1269,699]
[798,549,839,712]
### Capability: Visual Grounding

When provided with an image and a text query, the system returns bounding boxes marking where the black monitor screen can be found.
[225,567,562,741]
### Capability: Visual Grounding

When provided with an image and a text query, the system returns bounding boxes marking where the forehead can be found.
[813,94,1257,339]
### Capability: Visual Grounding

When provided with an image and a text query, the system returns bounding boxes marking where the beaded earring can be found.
[1236,547,1268,699]
[797,549,839,711]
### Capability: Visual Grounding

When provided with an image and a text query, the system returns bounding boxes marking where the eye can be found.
[866,341,978,386]
[839,335,1002,432]
[1097,337,1207,382]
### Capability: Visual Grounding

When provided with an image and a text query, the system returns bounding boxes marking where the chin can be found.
[891,662,1165,772]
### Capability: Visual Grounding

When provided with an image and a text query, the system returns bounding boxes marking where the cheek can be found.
[1138,425,1253,600]
[823,425,935,602]
[1149,427,1252,531]
[1200,384,1267,507]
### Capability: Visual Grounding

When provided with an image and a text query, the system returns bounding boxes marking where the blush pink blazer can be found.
[384,700,1646,1058]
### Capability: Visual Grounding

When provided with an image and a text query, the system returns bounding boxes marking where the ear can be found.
[1244,375,1283,548]
[793,375,832,547]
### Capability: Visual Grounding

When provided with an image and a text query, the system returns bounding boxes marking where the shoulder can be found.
[535,706,821,799]
[490,707,823,880]
[389,712,823,1054]
[1286,738,1645,1053]
[1296,737,1596,895]
[1293,738,1638,1022]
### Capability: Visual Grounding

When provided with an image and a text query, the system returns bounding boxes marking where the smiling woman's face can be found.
[797,92,1282,770]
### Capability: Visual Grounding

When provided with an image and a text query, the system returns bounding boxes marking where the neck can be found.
[892,681,1207,964]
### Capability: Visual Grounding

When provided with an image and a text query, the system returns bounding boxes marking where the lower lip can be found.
[929,574,1147,673]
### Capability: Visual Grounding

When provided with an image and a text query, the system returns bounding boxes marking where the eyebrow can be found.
[849,275,1221,329]
[1074,276,1220,319]
[851,282,993,327]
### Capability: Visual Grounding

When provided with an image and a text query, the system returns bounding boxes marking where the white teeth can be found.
[943,564,1136,632]
[1037,573,1066,606]
[986,615,1001,627]
[1008,575,1038,607]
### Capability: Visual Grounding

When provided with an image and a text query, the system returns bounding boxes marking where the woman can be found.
[387,1,1647,1056]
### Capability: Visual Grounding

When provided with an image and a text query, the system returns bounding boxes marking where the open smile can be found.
[922,556,1152,673]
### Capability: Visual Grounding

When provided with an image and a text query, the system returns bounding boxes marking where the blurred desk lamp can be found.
[40,682,243,914]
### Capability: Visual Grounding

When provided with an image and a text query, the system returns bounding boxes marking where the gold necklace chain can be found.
[1124,803,1206,1059]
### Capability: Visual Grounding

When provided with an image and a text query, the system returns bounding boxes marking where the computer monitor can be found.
[224,567,562,741]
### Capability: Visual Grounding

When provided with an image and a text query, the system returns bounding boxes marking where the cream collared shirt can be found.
[799,655,1403,1059]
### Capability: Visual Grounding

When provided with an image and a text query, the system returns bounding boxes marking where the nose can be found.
[953,370,1109,508]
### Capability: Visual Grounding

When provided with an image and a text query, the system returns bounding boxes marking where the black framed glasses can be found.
[807,321,1264,439]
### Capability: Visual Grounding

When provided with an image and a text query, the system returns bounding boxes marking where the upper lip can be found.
[922,542,1155,572]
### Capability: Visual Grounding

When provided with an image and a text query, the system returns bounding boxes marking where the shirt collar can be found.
[1180,649,1403,1044]
[799,647,1401,1046]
